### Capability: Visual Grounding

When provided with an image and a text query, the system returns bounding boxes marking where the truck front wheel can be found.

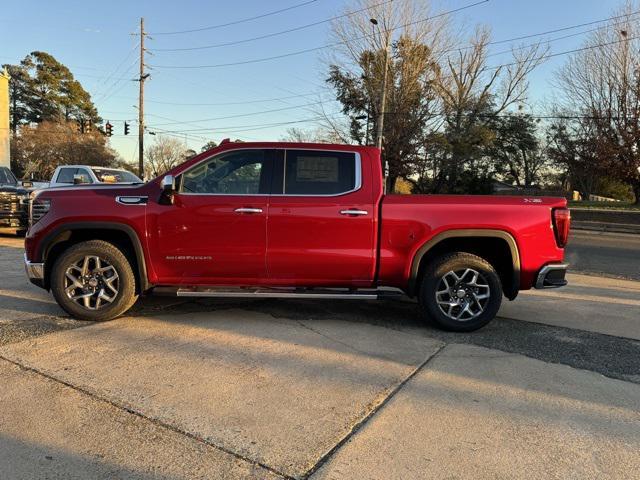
[51,240,138,321]
[419,252,502,332]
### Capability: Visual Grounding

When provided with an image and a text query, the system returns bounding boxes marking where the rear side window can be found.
[56,168,78,184]
[284,150,357,195]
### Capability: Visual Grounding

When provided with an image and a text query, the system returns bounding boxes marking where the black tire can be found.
[418,252,502,332]
[51,240,138,321]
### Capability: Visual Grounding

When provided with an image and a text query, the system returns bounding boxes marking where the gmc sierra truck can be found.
[24,142,570,331]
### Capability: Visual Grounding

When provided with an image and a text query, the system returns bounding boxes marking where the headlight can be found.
[30,198,51,226]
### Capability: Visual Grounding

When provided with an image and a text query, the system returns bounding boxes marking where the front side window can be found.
[284,150,357,195]
[181,149,268,195]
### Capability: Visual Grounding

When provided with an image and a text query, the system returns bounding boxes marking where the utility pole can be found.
[371,18,391,193]
[137,17,148,180]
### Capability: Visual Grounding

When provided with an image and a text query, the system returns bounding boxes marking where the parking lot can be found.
[1,234,639,479]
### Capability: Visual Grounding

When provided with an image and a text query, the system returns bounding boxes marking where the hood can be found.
[0,185,29,196]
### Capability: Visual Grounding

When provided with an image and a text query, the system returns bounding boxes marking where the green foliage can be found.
[327,35,438,189]
[200,140,218,153]
[3,51,100,131]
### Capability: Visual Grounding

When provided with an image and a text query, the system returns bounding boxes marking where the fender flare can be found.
[407,229,521,299]
[37,221,150,292]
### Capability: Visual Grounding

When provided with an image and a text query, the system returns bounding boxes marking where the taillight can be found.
[552,208,571,248]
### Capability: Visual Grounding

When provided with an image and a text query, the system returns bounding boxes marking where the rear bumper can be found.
[535,263,568,289]
[24,253,45,288]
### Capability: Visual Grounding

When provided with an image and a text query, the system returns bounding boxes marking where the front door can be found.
[151,148,272,285]
[267,149,377,287]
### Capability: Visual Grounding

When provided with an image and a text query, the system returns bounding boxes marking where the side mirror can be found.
[73,174,85,185]
[160,175,176,205]
[21,180,33,188]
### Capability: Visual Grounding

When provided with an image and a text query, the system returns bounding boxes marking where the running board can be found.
[153,286,403,300]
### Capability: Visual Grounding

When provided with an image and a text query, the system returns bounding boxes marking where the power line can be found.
[146,115,343,134]
[143,32,640,130]
[145,90,331,106]
[149,0,490,69]
[152,0,395,52]
[151,0,320,36]
[147,100,332,126]
[484,14,640,61]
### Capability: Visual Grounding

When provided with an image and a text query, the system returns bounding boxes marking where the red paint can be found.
[25,141,568,294]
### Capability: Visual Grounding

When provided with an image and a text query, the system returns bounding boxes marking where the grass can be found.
[568,201,640,211]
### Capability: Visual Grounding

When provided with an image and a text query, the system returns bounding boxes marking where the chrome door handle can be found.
[340,209,368,216]
[234,207,263,214]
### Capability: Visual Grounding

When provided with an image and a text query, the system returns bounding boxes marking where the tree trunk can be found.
[633,181,640,205]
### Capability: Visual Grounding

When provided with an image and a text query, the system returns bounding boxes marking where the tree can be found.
[429,27,547,192]
[546,119,605,200]
[326,1,546,193]
[491,114,547,187]
[326,0,447,191]
[10,121,118,180]
[554,2,640,203]
[279,127,340,143]
[145,136,190,178]
[3,51,100,131]
[201,140,218,153]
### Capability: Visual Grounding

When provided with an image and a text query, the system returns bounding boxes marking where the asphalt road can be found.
[566,230,640,280]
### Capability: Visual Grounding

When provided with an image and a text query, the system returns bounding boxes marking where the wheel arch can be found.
[38,222,151,293]
[407,229,521,300]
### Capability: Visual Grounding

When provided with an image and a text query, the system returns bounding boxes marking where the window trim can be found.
[274,149,362,197]
[176,147,362,197]
[178,148,271,197]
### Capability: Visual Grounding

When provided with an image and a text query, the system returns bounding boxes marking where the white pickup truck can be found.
[49,165,142,187]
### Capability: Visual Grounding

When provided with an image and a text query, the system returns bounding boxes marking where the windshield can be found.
[91,168,142,183]
[0,168,18,185]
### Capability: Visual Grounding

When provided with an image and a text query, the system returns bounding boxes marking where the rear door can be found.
[266,148,376,287]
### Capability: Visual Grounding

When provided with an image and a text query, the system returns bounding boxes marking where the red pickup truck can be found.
[24,142,570,331]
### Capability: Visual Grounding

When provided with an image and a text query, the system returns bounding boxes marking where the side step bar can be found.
[153,286,404,300]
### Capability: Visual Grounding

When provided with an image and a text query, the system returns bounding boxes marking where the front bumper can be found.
[24,253,45,288]
[535,263,568,289]
[0,212,28,232]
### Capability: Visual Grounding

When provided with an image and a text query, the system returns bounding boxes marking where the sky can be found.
[0,0,621,164]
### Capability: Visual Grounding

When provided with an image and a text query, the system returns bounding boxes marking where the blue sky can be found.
[1,0,619,163]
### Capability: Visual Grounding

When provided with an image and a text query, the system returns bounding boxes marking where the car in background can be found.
[49,165,142,187]
[0,166,32,234]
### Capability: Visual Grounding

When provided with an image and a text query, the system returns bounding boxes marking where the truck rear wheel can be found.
[418,252,502,332]
[51,240,138,321]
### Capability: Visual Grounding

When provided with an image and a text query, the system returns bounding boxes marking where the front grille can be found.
[30,199,50,225]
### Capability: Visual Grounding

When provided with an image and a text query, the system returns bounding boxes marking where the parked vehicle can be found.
[49,165,142,187]
[24,142,570,331]
[0,166,32,234]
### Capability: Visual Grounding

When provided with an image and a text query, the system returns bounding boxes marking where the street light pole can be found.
[371,18,391,192]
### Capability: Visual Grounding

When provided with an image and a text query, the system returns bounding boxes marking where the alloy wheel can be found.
[64,255,119,310]
[435,268,491,321]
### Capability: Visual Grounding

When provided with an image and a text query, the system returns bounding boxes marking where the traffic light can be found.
[76,119,84,134]
[105,122,113,137]
[124,122,130,136]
